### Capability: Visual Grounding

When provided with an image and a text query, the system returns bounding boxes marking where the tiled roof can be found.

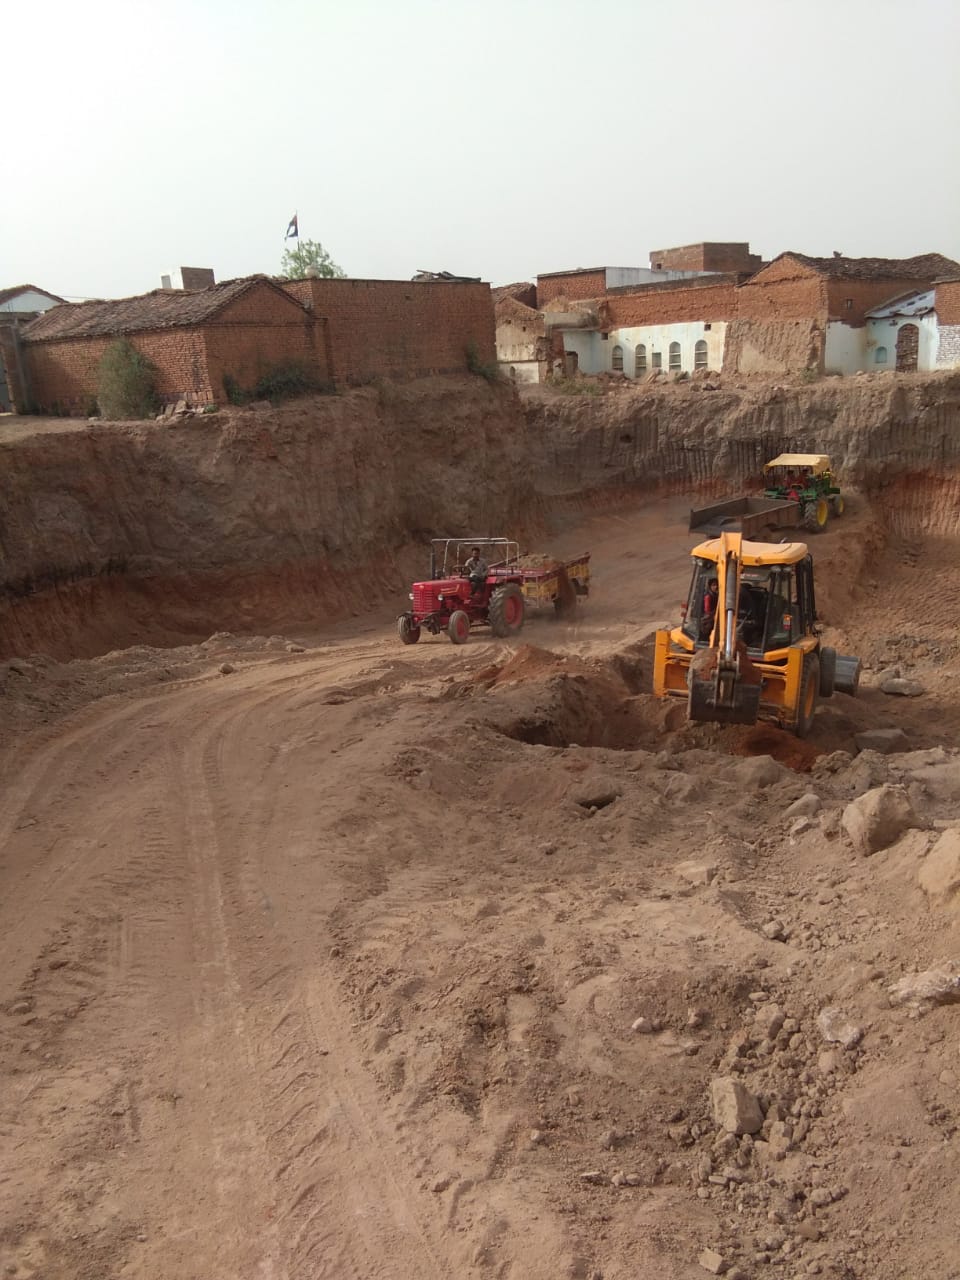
[22,276,294,342]
[0,283,65,307]
[777,252,960,282]
[491,281,536,304]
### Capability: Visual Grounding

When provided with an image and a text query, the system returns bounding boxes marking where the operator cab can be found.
[682,554,818,657]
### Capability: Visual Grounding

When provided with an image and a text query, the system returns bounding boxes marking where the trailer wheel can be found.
[796,654,820,738]
[819,646,837,697]
[553,567,577,621]
[489,583,524,637]
[447,610,470,645]
[398,614,421,645]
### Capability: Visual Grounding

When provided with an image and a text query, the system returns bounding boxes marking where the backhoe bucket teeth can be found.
[687,671,762,726]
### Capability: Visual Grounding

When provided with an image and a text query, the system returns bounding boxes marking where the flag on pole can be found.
[285,214,299,240]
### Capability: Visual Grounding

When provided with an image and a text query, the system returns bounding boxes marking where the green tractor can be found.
[762,454,844,534]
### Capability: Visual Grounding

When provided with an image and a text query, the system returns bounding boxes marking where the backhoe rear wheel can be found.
[819,646,837,697]
[796,653,820,738]
[489,583,525,637]
[803,498,830,532]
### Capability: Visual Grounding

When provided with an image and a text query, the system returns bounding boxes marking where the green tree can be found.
[279,239,346,280]
[97,339,160,420]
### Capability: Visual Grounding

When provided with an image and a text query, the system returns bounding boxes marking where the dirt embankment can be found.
[0,379,537,660]
[522,370,960,528]
[3,370,960,661]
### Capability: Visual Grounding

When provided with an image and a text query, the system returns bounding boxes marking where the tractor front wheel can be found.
[447,610,471,645]
[831,494,845,517]
[489,583,525,638]
[398,614,421,645]
[796,654,820,738]
[803,498,830,533]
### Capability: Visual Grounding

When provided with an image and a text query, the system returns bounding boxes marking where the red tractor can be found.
[398,538,526,645]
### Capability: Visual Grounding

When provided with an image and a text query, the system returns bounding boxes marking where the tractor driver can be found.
[463,547,489,597]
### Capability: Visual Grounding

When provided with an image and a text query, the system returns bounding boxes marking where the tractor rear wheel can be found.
[803,498,830,532]
[796,654,820,738]
[489,583,525,638]
[819,645,837,697]
[831,494,845,517]
[398,614,421,645]
[447,610,470,645]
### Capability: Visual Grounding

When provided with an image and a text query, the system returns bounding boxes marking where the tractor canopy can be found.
[428,538,520,579]
[763,454,831,475]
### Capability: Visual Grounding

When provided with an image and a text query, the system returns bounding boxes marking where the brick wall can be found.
[649,243,762,273]
[284,278,495,384]
[736,262,828,323]
[24,329,213,414]
[936,281,960,325]
[602,281,739,327]
[535,270,607,306]
[0,322,27,412]
[202,286,329,400]
[937,325,960,367]
[825,278,931,325]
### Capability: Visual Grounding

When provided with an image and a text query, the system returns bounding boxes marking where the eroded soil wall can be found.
[3,371,960,659]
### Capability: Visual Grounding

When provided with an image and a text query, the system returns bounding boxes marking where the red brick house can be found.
[19,276,326,414]
[735,252,960,373]
[281,277,495,386]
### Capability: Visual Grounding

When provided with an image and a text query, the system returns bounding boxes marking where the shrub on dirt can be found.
[465,341,501,382]
[222,362,333,407]
[97,339,160,420]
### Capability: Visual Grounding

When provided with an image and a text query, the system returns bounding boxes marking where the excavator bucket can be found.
[686,637,763,727]
[687,667,762,725]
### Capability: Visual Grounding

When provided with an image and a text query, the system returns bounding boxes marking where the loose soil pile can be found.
[3,374,960,1279]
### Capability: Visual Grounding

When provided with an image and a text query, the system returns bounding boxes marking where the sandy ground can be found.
[3,497,960,1280]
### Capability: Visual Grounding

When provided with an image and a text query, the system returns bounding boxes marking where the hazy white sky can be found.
[5,0,959,299]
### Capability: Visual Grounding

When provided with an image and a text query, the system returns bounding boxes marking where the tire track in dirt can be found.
[184,669,456,1279]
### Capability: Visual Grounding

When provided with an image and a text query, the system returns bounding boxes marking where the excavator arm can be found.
[688,531,763,726]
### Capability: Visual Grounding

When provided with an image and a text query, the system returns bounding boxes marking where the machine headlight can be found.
[408,592,414,600]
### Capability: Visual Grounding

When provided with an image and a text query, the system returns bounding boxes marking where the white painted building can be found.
[559,320,726,378]
[0,285,63,314]
[824,289,941,374]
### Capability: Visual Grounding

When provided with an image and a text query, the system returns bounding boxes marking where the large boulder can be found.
[854,728,910,755]
[918,829,960,903]
[841,785,917,856]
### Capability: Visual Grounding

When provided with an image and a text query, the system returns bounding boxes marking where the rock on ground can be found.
[841,784,917,855]
[889,969,960,1006]
[710,1077,764,1135]
[816,1006,864,1049]
[854,728,910,755]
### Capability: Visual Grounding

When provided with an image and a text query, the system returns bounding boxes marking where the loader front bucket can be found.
[687,667,762,726]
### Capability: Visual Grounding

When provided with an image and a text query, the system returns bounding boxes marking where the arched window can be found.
[635,344,647,375]
[874,346,888,364]
[694,339,708,371]
[669,341,682,371]
[612,344,624,372]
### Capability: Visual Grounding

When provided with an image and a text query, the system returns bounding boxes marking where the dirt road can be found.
[3,499,960,1279]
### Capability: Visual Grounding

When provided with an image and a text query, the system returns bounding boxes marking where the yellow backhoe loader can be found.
[653,532,860,736]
